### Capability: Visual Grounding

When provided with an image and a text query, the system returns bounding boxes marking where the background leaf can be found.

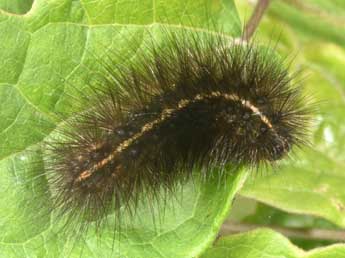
[200,229,345,258]
[227,198,341,250]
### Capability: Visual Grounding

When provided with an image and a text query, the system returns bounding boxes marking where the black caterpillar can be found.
[45,31,311,227]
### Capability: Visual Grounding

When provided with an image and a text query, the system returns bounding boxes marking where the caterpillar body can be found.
[43,31,311,228]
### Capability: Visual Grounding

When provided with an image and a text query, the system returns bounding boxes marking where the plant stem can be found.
[242,0,271,41]
[220,222,345,242]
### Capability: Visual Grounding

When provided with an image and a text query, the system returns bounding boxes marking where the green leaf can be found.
[241,148,345,227]
[0,0,244,257]
[0,0,33,14]
[234,0,345,228]
[1,161,248,258]
[230,200,339,250]
[200,229,345,258]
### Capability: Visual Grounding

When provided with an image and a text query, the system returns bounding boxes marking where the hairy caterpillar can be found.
[35,29,312,234]
[0,23,314,258]
[0,0,319,256]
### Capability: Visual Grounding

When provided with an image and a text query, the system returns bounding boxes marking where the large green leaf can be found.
[200,228,345,258]
[0,1,245,257]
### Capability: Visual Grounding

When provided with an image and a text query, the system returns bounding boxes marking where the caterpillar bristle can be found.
[41,29,312,233]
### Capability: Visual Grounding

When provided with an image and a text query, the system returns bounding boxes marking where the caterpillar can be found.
[39,29,312,234]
